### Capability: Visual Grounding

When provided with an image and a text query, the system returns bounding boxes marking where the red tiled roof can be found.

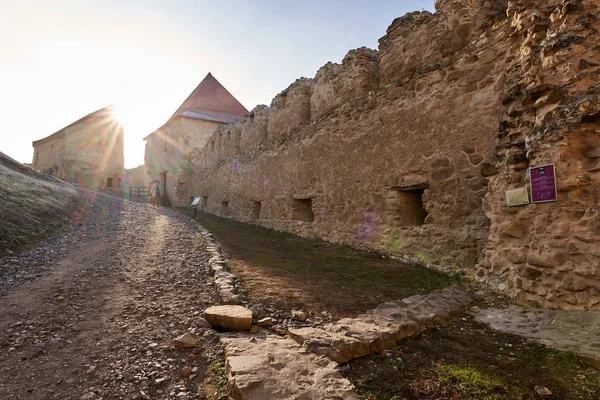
[170,73,248,120]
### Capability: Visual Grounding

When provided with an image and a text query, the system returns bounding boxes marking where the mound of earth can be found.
[0,152,80,256]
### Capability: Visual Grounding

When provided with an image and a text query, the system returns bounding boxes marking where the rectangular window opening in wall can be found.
[292,198,314,222]
[106,177,113,188]
[251,201,262,220]
[201,195,208,209]
[221,201,229,216]
[393,186,428,226]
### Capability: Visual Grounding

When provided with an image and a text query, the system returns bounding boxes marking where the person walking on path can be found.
[150,180,161,207]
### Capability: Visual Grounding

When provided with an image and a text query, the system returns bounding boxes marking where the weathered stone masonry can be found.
[480,0,600,309]
[183,0,600,310]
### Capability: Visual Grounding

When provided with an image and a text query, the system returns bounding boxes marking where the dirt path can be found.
[0,193,221,400]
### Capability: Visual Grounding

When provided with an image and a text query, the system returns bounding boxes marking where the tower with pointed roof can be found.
[143,73,248,206]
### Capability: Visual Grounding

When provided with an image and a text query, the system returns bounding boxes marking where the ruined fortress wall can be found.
[478,0,600,309]
[187,0,510,272]
[186,0,600,309]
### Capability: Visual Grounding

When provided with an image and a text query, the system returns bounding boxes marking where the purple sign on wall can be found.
[530,164,558,203]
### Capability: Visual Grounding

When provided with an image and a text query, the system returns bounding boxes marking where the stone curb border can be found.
[287,285,473,363]
[198,228,244,306]
[194,224,473,397]
[222,285,473,399]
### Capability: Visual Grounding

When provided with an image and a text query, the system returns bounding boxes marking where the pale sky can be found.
[1,0,435,168]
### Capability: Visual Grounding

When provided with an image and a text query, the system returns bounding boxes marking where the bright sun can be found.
[110,81,185,167]
[112,101,153,136]
[112,102,134,129]
[112,97,172,167]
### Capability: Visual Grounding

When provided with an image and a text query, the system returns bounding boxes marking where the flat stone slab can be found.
[471,305,600,363]
[289,285,472,363]
[222,333,359,399]
[171,332,201,348]
[204,305,253,331]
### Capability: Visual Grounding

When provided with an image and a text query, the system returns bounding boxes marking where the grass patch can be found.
[344,316,600,399]
[209,360,228,400]
[178,208,453,318]
[433,364,508,400]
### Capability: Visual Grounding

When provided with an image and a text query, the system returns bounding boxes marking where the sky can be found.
[1,0,435,168]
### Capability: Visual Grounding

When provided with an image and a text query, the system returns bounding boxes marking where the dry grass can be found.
[0,158,80,256]
[178,208,453,318]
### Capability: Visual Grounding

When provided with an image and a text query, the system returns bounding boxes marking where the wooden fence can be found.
[129,186,150,203]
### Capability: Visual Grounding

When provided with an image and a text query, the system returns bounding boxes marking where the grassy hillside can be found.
[0,153,80,257]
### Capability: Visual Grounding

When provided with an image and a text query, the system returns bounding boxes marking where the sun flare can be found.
[112,103,133,129]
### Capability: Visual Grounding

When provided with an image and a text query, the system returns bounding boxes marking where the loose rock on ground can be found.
[0,193,223,399]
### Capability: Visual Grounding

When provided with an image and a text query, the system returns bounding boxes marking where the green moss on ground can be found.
[209,360,228,400]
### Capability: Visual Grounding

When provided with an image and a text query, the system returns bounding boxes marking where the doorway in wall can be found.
[160,171,172,207]
[106,177,113,188]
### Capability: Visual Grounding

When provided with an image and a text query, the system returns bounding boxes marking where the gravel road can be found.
[0,191,222,399]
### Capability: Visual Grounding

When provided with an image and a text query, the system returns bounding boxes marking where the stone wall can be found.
[32,133,66,175]
[184,0,600,309]
[311,48,379,120]
[32,107,124,188]
[64,111,124,188]
[123,164,150,194]
[477,0,600,309]
[145,116,222,205]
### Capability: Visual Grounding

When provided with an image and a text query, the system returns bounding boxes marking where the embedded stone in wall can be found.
[219,125,234,159]
[311,47,379,119]
[266,78,313,137]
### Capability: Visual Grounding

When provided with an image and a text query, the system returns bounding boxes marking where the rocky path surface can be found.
[0,192,220,400]
[471,305,600,365]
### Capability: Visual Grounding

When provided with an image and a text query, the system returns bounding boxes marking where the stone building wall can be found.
[63,113,124,188]
[32,133,66,175]
[123,164,150,195]
[144,116,222,205]
[184,0,600,309]
[32,107,124,188]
